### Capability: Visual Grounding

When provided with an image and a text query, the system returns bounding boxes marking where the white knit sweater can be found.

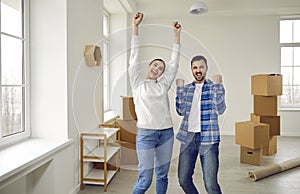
[128,35,181,130]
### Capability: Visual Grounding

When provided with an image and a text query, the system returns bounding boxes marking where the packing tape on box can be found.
[248,157,300,181]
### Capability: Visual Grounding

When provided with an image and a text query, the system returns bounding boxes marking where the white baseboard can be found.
[279,132,300,137]
[220,132,235,136]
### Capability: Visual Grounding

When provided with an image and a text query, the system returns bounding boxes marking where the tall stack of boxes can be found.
[235,74,282,166]
[116,96,138,166]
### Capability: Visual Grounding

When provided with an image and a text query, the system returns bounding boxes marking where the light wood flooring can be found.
[78,136,300,194]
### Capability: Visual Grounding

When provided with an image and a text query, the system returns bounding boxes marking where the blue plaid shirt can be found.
[176,79,226,144]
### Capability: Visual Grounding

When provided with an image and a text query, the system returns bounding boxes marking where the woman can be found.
[128,12,181,194]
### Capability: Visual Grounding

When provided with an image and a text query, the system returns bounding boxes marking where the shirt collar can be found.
[192,79,207,86]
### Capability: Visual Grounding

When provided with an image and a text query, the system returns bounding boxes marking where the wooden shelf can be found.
[83,146,120,162]
[80,127,120,192]
[83,169,118,185]
[81,128,119,140]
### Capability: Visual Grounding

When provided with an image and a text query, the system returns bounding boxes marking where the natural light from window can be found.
[280,19,300,108]
[1,0,28,145]
[103,12,110,113]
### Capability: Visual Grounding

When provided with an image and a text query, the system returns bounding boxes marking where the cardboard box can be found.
[120,96,137,120]
[251,74,282,96]
[84,45,102,67]
[240,146,262,166]
[262,136,277,156]
[250,113,280,136]
[120,141,138,165]
[116,119,137,143]
[235,121,269,149]
[253,95,278,116]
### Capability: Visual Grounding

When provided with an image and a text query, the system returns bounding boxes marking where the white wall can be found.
[279,110,300,136]
[30,0,68,140]
[0,144,74,194]
[109,14,131,116]
[139,14,300,136]
[68,0,103,134]
[67,0,104,192]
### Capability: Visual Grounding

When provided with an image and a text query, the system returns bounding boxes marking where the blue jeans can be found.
[132,127,174,194]
[178,132,222,194]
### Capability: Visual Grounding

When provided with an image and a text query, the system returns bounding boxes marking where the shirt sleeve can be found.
[176,86,186,116]
[159,43,181,89]
[128,35,143,89]
[212,83,226,115]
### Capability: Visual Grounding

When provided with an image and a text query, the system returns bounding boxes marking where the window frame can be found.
[103,10,110,113]
[0,0,30,147]
[280,17,300,109]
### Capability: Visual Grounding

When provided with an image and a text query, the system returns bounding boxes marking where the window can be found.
[103,11,110,112]
[280,18,300,108]
[0,0,30,147]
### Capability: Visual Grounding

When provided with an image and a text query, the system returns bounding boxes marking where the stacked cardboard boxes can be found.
[116,96,138,166]
[235,74,282,165]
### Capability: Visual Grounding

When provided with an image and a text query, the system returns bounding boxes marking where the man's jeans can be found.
[132,127,174,194]
[178,132,222,194]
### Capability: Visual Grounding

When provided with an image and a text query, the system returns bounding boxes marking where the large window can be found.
[280,18,300,108]
[0,0,29,147]
[103,11,110,112]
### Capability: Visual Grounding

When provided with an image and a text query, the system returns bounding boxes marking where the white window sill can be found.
[279,107,300,112]
[104,110,119,122]
[0,138,72,189]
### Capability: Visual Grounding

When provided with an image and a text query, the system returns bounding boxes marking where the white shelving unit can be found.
[80,127,120,192]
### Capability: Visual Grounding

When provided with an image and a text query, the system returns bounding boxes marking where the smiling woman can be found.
[0,0,30,148]
[128,12,182,194]
[146,58,166,80]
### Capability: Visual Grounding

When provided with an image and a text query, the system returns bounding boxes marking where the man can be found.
[175,55,226,194]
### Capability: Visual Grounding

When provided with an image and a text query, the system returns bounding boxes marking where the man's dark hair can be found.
[191,55,207,67]
[148,58,166,73]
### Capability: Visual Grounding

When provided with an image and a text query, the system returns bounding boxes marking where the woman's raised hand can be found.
[172,21,181,44]
[172,21,182,32]
[133,12,144,27]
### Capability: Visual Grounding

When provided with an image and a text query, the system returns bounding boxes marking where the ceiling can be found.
[2,0,21,10]
[104,0,126,14]
[135,0,300,18]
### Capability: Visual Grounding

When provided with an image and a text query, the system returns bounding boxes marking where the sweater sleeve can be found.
[159,43,181,89]
[128,35,143,89]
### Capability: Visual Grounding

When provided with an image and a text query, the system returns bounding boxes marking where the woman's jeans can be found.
[178,132,222,194]
[132,127,174,194]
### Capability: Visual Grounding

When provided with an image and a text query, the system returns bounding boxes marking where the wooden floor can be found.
[78,135,300,194]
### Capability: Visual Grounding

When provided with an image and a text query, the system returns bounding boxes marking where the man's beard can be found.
[193,72,205,82]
